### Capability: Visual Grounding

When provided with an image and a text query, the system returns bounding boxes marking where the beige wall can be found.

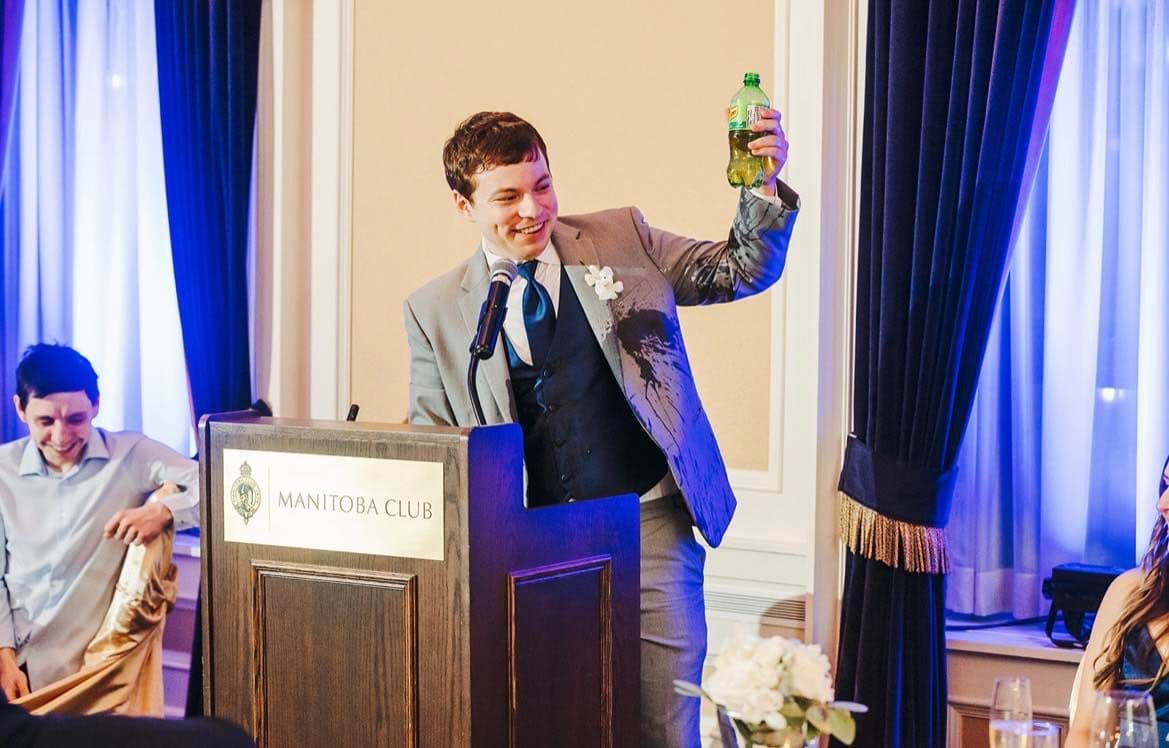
[261,0,861,650]
[351,0,777,468]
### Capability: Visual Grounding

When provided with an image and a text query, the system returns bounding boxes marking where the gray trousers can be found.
[639,496,708,748]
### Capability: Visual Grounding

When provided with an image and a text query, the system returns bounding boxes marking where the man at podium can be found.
[403,110,799,747]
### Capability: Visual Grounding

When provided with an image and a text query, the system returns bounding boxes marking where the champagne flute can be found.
[989,676,1032,748]
[1025,721,1060,748]
[1087,690,1158,748]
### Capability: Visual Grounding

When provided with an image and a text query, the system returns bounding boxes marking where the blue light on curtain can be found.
[154,0,260,423]
[947,0,1169,618]
[0,0,194,455]
[0,0,27,443]
[833,0,1075,743]
[153,0,262,719]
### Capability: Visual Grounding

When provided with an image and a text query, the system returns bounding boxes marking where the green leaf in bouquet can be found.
[805,705,830,733]
[779,701,805,719]
[826,707,857,745]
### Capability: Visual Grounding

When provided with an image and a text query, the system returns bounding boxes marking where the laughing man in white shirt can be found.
[0,344,199,698]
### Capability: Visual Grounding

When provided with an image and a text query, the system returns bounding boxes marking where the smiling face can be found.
[454,150,558,262]
[14,391,98,473]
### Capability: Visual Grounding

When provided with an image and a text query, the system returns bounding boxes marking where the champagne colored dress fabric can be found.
[12,529,177,716]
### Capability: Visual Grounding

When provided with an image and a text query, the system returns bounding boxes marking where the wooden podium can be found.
[198,414,640,747]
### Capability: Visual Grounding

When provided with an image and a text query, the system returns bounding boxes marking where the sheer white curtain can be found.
[947,0,1169,618]
[0,0,193,454]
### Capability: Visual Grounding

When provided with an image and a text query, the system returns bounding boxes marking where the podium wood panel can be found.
[200,416,639,747]
[252,563,417,747]
[509,559,612,747]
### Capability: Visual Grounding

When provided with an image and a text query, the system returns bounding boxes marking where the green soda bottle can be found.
[726,72,771,189]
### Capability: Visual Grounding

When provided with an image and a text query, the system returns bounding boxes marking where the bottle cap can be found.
[744,72,761,86]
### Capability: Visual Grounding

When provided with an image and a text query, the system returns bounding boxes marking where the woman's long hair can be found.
[1093,458,1169,690]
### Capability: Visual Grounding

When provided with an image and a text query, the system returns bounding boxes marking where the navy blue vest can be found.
[506,267,668,506]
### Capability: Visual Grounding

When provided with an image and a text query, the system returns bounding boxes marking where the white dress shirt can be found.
[0,428,198,687]
[482,242,563,367]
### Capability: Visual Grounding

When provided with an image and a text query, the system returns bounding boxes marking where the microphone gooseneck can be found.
[468,259,518,426]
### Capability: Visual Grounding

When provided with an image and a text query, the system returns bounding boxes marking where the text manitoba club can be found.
[276,491,435,519]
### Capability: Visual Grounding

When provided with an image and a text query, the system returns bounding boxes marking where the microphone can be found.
[468,259,517,426]
[469,259,518,360]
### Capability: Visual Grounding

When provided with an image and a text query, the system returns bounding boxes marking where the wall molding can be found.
[309,0,355,419]
[711,0,863,659]
[254,0,353,420]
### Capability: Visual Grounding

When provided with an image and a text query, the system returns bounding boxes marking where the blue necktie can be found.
[517,260,556,367]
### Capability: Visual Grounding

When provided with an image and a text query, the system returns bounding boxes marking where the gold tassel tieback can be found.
[838,493,949,574]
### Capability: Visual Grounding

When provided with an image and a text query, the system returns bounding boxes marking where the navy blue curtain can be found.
[154,0,260,422]
[833,1,1074,745]
[154,0,261,718]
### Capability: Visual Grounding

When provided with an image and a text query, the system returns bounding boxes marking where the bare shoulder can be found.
[1075,569,1142,682]
[1109,568,1143,595]
[1098,568,1143,618]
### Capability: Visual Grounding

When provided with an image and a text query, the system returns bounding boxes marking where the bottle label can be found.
[728,103,766,131]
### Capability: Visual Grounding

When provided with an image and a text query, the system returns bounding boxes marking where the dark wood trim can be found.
[199,408,265,716]
[198,413,215,715]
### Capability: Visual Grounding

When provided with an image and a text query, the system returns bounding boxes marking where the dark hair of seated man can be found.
[15,343,100,408]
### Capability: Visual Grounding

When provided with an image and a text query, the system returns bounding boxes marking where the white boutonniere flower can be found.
[584,265,624,301]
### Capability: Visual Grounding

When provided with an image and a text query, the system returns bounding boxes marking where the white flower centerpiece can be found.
[675,630,866,747]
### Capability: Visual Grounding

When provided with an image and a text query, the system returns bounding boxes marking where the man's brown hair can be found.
[443,112,549,202]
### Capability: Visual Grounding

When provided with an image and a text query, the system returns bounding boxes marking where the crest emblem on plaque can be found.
[230,461,261,524]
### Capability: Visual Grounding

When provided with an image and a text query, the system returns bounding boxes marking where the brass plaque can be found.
[222,448,444,560]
